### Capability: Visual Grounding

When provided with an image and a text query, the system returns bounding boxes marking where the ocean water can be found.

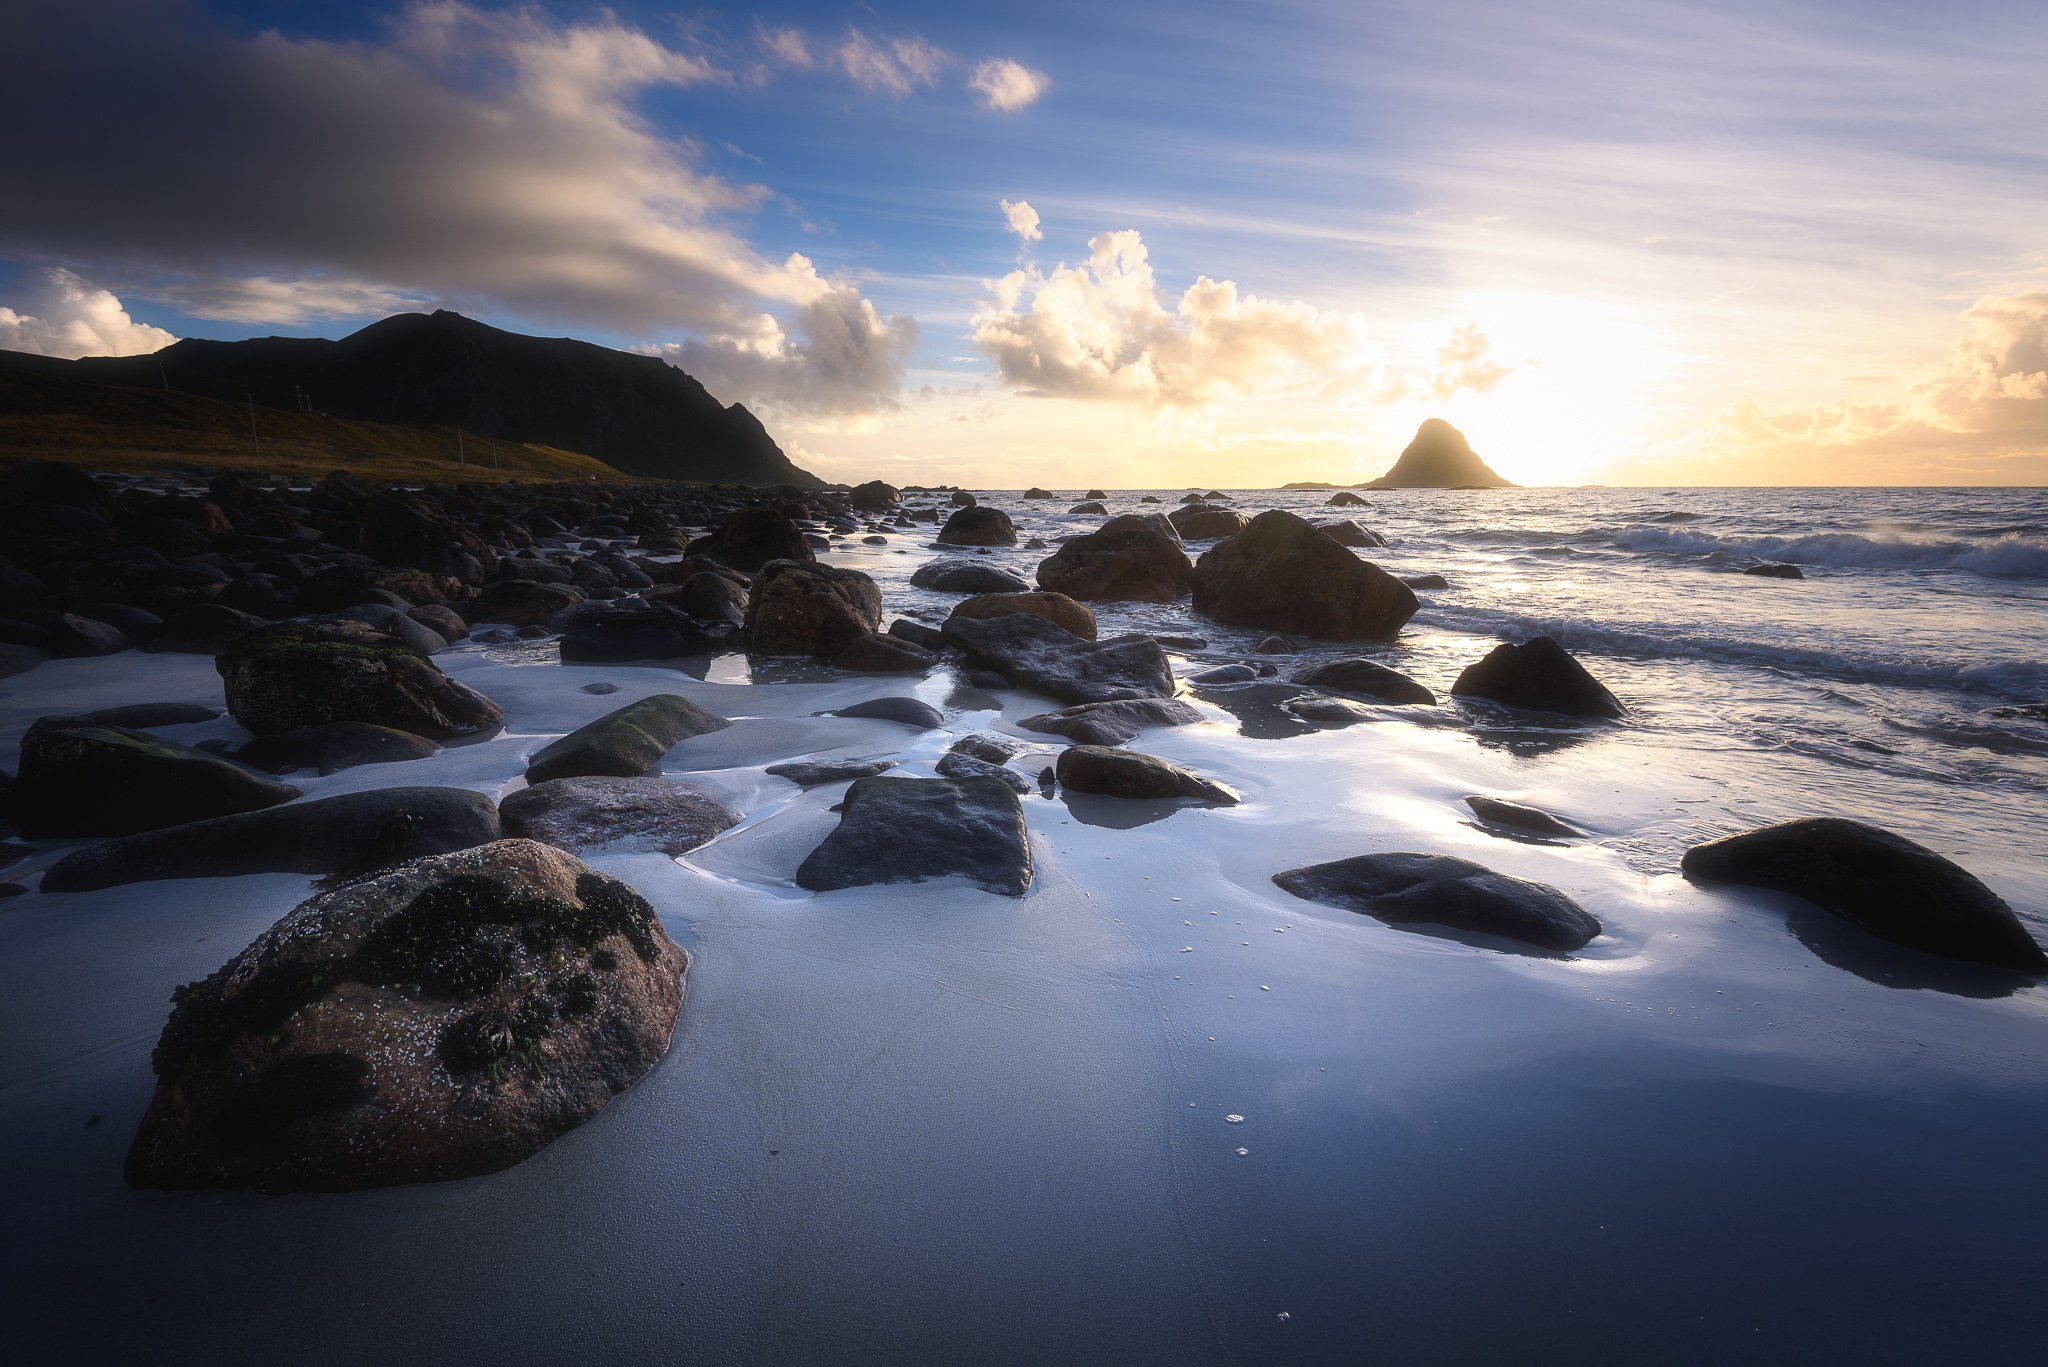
[2,484,2045,1365]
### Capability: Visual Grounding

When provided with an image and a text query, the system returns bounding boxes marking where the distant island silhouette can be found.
[1360,419,1515,488]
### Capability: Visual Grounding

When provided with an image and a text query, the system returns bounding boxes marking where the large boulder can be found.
[686,508,815,572]
[1018,698,1204,746]
[909,558,1031,594]
[1290,658,1436,705]
[217,620,504,740]
[1189,510,1418,641]
[1449,636,1623,718]
[556,601,734,661]
[125,840,687,1192]
[1036,515,1192,603]
[645,572,748,623]
[1055,746,1237,803]
[471,580,586,627]
[235,722,441,776]
[501,776,741,856]
[948,591,1097,640]
[1169,506,1250,540]
[795,776,1032,896]
[40,787,501,892]
[743,560,882,657]
[1681,818,2047,970]
[834,632,937,672]
[525,694,732,783]
[950,491,977,507]
[13,717,303,837]
[936,507,1019,547]
[849,480,901,512]
[765,757,897,786]
[137,603,271,655]
[1315,519,1386,548]
[940,613,1176,705]
[1273,852,1600,951]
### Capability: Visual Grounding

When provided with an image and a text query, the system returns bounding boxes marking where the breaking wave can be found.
[1613,526,2048,577]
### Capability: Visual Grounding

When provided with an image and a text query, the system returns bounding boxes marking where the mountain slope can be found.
[1361,419,1516,488]
[0,310,817,485]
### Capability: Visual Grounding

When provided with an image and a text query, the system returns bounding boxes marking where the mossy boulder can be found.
[217,620,504,740]
[126,839,687,1192]
[743,559,882,657]
[13,716,303,837]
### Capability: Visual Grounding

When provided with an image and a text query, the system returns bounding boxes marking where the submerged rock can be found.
[125,840,687,1192]
[941,613,1176,705]
[1018,697,1204,746]
[795,775,1032,896]
[1449,636,1623,719]
[235,721,441,776]
[1190,510,1418,641]
[1326,491,1370,507]
[41,787,500,892]
[501,776,740,856]
[1068,501,1108,515]
[1290,658,1436,705]
[743,560,882,657]
[1274,852,1600,950]
[1283,695,1377,727]
[1401,573,1450,590]
[835,632,937,672]
[1744,562,1804,579]
[765,757,897,786]
[829,696,945,729]
[1465,795,1579,836]
[936,506,1019,547]
[910,558,1031,594]
[525,694,731,783]
[218,620,503,740]
[1681,818,2047,970]
[1055,745,1237,803]
[14,717,302,837]
[948,590,1097,640]
[1034,514,1193,604]
[1188,664,1260,685]
[934,748,1032,793]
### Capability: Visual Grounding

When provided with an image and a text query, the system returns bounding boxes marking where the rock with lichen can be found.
[216,619,503,739]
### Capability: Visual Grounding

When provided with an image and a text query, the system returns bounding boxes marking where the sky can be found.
[2,0,2045,487]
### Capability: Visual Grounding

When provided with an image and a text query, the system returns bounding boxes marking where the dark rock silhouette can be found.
[796,776,1032,895]
[1275,852,1600,950]
[1361,419,1515,489]
[1450,636,1623,719]
[1055,746,1237,803]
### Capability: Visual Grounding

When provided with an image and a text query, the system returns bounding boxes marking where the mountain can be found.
[0,310,819,485]
[1360,419,1515,488]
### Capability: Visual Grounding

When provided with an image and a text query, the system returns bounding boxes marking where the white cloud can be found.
[759,25,952,95]
[1000,199,1043,245]
[970,224,1508,412]
[969,59,1050,112]
[0,267,177,358]
[153,275,430,326]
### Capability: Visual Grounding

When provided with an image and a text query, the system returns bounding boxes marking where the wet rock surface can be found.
[234,721,442,776]
[1465,795,1579,836]
[41,787,501,892]
[1681,818,2047,970]
[764,757,897,785]
[1034,515,1193,603]
[1018,697,1204,746]
[1283,695,1377,727]
[1449,635,1624,719]
[686,508,815,572]
[1190,510,1418,641]
[125,839,687,1192]
[218,619,504,739]
[501,776,741,856]
[14,716,303,837]
[1744,562,1805,579]
[910,558,1031,594]
[1290,658,1436,705]
[834,632,937,672]
[555,600,733,662]
[829,696,945,729]
[940,613,1176,705]
[743,560,882,658]
[526,694,732,782]
[936,506,1019,547]
[795,775,1032,896]
[1054,745,1237,803]
[948,590,1097,640]
[1274,852,1601,951]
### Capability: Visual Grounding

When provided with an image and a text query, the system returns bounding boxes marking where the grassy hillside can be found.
[0,370,658,485]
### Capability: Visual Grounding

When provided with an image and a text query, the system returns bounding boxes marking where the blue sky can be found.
[3,1,2044,484]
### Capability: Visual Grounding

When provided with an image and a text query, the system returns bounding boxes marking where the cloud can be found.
[1000,199,1043,245]
[653,261,919,419]
[1664,291,2048,481]
[0,267,177,358]
[757,23,951,95]
[970,224,1508,412]
[969,59,1050,112]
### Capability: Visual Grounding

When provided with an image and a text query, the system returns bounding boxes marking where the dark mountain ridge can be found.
[0,310,818,485]
[1362,419,1516,488]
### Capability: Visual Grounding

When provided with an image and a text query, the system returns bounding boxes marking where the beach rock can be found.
[1274,852,1600,950]
[646,572,748,624]
[471,580,586,627]
[300,565,450,610]
[42,612,132,657]
[1326,491,1370,506]
[136,603,271,654]
[686,508,815,572]
[125,840,686,1193]
[743,560,882,657]
[830,696,944,729]
[1254,635,1293,654]
[1085,489,1107,499]
[1744,562,1804,579]
[887,618,946,651]
[1022,488,1055,500]
[215,573,301,620]
[1068,501,1108,515]
[1316,519,1386,548]
[1189,664,1259,684]
[526,694,731,783]
[968,669,1011,690]
[941,613,1176,705]
[1018,698,1204,746]
[500,776,740,856]
[909,558,1031,594]
[835,632,937,672]
[1402,574,1449,590]
[1178,493,1206,504]
[77,702,222,728]
[1359,419,1516,489]
[40,787,500,892]
[218,620,504,740]
[1466,795,1579,836]
[947,732,1026,764]
[1034,515,1193,603]
[14,717,302,837]
[1290,658,1436,704]
[936,506,1019,547]
[407,604,469,641]
[951,491,977,507]
[1139,496,1161,503]
[849,480,900,512]
[765,758,897,786]
[1169,506,1250,541]
[1284,696,1377,727]
[935,749,1032,793]
[949,591,1097,641]
[557,601,730,662]
[1054,745,1237,803]
[234,722,441,776]
[334,604,448,656]
[1449,636,1624,719]
[795,776,1032,896]
[1680,818,2047,970]
[1190,510,1418,641]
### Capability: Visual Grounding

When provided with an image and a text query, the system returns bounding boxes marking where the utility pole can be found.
[248,394,259,459]
[158,362,169,391]
[491,442,498,471]
[457,425,465,469]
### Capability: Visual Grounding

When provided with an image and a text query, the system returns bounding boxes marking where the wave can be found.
[1411,604,2048,700]
[1613,526,2048,577]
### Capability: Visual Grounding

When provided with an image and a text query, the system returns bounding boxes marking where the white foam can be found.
[1614,525,2048,577]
